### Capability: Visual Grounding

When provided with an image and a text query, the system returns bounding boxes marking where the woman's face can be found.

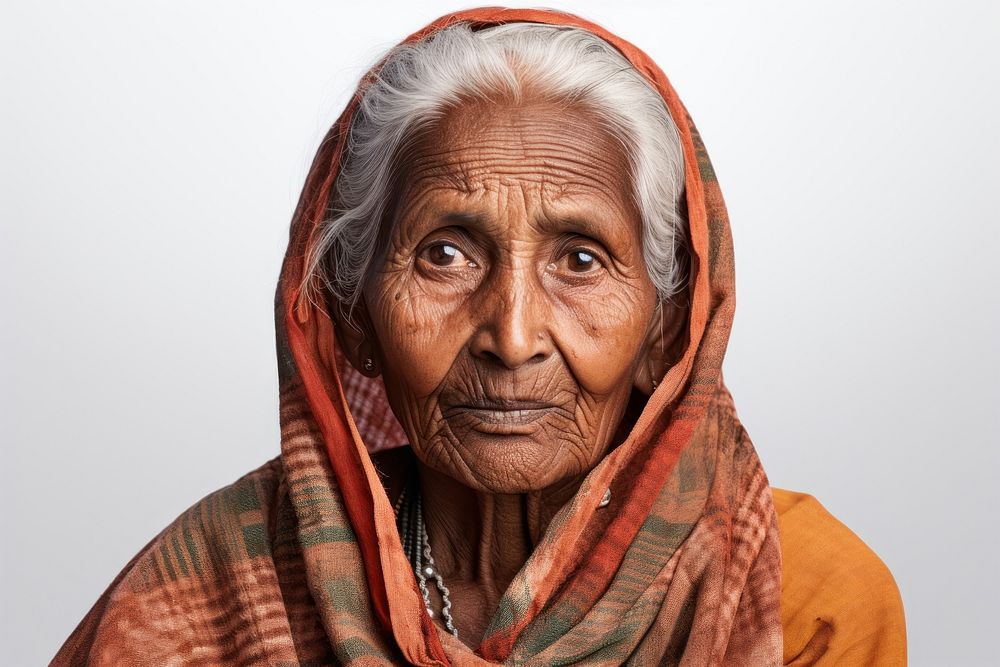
[361,100,661,494]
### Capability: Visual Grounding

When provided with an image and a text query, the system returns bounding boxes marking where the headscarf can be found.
[53,7,783,665]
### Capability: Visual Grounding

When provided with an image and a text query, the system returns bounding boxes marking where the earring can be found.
[651,378,658,390]
[363,357,375,373]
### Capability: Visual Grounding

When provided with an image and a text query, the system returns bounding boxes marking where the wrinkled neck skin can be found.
[418,464,564,580]
[376,446,585,645]
[419,457,576,596]
[417,455,585,646]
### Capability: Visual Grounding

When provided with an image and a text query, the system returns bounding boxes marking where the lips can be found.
[443,398,568,432]
[458,406,553,425]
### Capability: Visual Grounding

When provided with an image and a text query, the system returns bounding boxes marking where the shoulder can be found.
[771,487,907,666]
[52,456,294,666]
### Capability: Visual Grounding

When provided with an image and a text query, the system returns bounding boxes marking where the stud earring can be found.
[363,357,375,373]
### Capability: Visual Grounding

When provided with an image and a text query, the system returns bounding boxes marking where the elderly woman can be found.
[54,7,905,666]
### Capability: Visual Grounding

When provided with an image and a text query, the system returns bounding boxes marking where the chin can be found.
[453,431,582,494]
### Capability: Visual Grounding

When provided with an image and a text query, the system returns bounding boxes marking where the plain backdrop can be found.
[3,1,997,664]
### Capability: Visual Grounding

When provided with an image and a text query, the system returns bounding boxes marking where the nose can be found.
[469,263,554,369]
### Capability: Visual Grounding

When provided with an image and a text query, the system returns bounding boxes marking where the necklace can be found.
[393,477,459,638]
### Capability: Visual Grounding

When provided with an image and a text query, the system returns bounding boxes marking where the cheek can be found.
[366,270,472,398]
[553,287,653,397]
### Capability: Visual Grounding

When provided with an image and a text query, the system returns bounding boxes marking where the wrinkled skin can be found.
[335,99,686,645]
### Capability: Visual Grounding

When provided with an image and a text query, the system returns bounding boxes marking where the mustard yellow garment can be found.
[774,488,907,665]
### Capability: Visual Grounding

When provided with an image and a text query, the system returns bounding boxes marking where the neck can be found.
[417,460,581,610]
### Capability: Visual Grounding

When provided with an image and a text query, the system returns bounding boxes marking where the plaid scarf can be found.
[54,8,783,665]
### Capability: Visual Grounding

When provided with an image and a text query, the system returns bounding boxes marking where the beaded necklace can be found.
[393,477,459,638]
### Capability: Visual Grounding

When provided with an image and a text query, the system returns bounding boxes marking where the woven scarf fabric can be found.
[53,7,783,666]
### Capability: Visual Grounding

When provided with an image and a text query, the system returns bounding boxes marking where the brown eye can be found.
[427,243,460,266]
[566,249,599,272]
[423,242,475,268]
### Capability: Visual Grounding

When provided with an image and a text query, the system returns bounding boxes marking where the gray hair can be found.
[300,22,689,316]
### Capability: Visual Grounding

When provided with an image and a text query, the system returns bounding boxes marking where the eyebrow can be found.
[441,211,613,240]
[536,214,615,244]
[441,211,485,226]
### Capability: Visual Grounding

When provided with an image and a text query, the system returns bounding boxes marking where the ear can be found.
[325,290,382,378]
[633,292,690,396]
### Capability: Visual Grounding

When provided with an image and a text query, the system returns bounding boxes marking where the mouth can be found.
[443,399,565,434]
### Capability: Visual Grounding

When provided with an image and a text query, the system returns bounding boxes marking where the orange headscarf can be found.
[278,6,783,664]
[53,7,784,665]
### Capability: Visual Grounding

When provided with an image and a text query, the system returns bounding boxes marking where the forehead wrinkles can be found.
[401,102,633,205]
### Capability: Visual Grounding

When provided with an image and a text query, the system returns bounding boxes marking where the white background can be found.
[3,1,997,664]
